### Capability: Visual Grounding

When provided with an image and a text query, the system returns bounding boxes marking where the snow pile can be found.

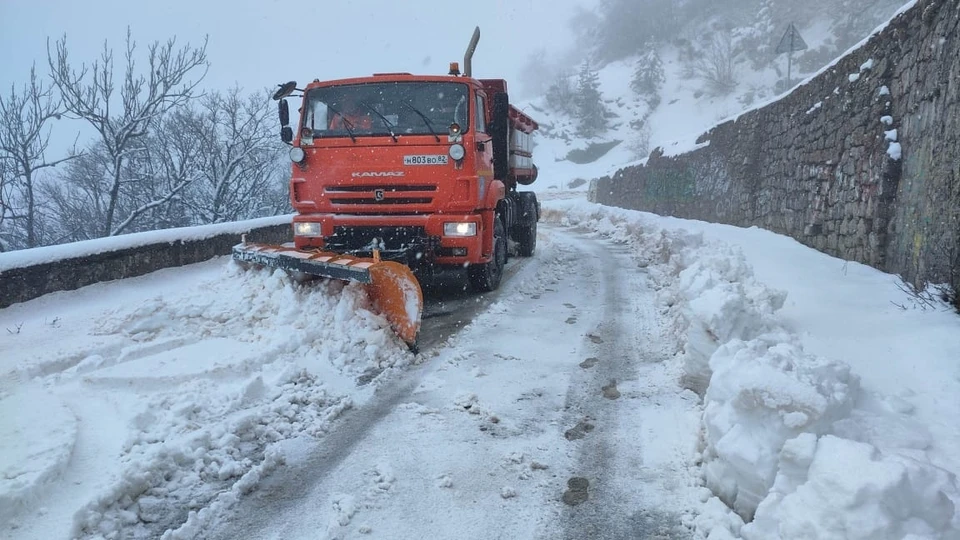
[92,263,410,377]
[702,335,859,519]
[541,198,960,539]
[745,434,959,539]
[66,265,412,538]
[71,370,349,539]
[2,259,412,539]
[669,244,786,396]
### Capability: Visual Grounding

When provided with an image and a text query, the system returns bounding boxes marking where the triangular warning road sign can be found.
[776,23,808,54]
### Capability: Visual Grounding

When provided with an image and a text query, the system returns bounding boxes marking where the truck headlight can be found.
[443,222,476,236]
[449,143,465,160]
[289,147,306,163]
[294,222,322,236]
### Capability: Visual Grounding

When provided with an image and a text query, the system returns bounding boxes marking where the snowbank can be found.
[1,259,412,539]
[541,198,960,539]
[703,335,859,519]
[66,264,413,538]
[745,434,959,539]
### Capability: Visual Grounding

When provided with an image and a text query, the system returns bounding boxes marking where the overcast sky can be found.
[0,0,593,100]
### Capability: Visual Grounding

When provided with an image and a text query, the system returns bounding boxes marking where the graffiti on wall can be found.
[643,166,696,202]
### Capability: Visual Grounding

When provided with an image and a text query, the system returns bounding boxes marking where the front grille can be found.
[325,185,436,205]
[325,185,436,192]
[330,197,432,205]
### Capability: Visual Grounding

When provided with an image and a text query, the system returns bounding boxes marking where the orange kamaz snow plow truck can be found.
[233,27,540,351]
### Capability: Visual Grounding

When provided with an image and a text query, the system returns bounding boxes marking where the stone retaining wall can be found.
[0,224,290,309]
[591,0,959,301]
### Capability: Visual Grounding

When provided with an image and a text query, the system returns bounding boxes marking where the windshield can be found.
[302,82,469,139]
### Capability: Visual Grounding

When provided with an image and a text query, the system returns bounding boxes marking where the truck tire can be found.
[516,219,537,257]
[469,218,506,292]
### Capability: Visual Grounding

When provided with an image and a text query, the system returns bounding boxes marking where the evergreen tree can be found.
[574,63,607,138]
[630,49,665,107]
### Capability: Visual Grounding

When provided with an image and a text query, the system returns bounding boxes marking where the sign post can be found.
[775,23,808,87]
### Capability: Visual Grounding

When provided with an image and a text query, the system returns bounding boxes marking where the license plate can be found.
[403,154,448,166]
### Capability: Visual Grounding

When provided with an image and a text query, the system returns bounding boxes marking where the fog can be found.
[0,0,593,98]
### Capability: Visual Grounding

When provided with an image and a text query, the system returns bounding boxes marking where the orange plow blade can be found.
[232,241,423,350]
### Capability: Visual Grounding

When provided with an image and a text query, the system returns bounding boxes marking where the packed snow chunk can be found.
[860,59,874,71]
[331,493,358,526]
[692,495,746,539]
[888,142,903,160]
[673,247,786,396]
[848,73,860,83]
[880,115,894,125]
[879,85,891,96]
[702,335,859,520]
[744,435,960,539]
[884,128,899,142]
[0,386,78,524]
[805,102,822,115]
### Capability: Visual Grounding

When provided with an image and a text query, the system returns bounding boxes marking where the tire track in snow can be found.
[550,230,691,540]
[205,253,540,540]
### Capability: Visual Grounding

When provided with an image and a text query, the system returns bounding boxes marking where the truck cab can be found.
[277,68,539,291]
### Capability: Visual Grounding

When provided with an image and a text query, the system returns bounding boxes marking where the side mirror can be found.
[279,99,290,127]
[281,126,293,143]
[272,81,297,101]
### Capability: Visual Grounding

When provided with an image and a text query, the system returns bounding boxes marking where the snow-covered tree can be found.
[631,49,666,107]
[184,88,287,224]
[574,63,607,138]
[0,66,74,249]
[47,28,208,237]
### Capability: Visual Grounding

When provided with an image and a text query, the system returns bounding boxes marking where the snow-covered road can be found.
[203,226,701,540]
[4,195,960,539]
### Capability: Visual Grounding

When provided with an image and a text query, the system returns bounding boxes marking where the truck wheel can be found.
[516,220,537,257]
[469,218,506,292]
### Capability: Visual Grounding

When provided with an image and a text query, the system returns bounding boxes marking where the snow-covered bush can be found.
[692,32,738,95]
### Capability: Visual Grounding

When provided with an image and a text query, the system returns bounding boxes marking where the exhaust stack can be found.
[464,26,480,77]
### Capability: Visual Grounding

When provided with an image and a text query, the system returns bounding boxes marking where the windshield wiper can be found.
[325,104,357,143]
[402,101,440,142]
[359,101,398,142]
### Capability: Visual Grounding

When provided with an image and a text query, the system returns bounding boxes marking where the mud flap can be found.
[232,241,422,350]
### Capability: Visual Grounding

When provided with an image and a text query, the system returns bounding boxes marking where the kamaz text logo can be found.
[351,171,405,178]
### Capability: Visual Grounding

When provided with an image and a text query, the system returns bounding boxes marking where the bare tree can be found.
[545,70,577,117]
[113,107,200,233]
[693,32,738,95]
[42,144,110,243]
[0,66,74,248]
[184,88,285,223]
[47,28,208,237]
[0,155,12,250]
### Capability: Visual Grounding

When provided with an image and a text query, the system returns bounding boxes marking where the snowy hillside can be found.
[518,0,911,191]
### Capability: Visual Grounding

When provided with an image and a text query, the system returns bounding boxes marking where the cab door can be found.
[473,91,494,179]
